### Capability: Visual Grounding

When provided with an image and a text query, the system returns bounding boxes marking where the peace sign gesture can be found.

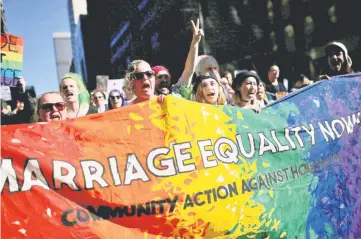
[191,18,204,45]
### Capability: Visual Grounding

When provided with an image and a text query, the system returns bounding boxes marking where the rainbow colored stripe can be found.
[1,74,360,238]
[1,33,24,87]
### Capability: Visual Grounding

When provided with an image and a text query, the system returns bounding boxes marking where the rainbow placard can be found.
[1,33,24,87]
[1,74,361,238]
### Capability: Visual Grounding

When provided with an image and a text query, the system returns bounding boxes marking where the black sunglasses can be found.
[110,95,121,100]
[41,102,66,112]
[134,71,154,80]
[157,74,169,80]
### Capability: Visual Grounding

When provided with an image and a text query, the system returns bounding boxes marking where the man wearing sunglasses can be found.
[37,92,67,122]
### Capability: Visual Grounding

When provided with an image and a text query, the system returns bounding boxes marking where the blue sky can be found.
[4,0,70,95]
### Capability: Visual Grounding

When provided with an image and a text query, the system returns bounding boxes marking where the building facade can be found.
[1,0,6,33]
[81,0,360,88]
[52,32,73,84]
[67,0,87,66]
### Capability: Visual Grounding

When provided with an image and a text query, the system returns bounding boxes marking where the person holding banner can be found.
[108,89,127,110]
[123,60,156,105]
[37,92,67,122]
[193,72,227,105]
[232,70,261,111]
[319,41,353,80]
[60,73,97,118]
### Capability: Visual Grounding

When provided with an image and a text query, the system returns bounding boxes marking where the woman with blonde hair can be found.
[193,73,226,105]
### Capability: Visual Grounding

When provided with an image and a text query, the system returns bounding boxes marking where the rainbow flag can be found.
[1,33,24,87]
[1,74,360,238]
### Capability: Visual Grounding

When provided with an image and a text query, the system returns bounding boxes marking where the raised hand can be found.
[191,18,204,45]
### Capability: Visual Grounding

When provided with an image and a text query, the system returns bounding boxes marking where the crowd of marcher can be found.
[1,19,355,125]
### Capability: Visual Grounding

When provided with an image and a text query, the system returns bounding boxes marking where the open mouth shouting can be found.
[330,59,342,71]
[247,90,256,98]
[50,114,61,121]
[65,91,75,100]
[205,91,217,103]
[142,82,151,90]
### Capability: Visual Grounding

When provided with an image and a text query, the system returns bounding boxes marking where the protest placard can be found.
[106,78,124,98]
[0,85,12,101]
[1,33,24,87]
[96,75,109,92]
[1,74,361,239]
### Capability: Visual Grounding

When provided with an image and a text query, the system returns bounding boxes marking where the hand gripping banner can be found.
[1,74,361,239]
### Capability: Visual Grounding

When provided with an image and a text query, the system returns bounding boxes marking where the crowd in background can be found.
[1,19,355,125]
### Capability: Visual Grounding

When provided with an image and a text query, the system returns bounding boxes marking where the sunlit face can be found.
[93,92,105,107]
[133,62,155,100]
[327,50,345,73]
[60,78,79,103]
[268,66,280,82]
[257,83,265,100]
[109,91,123,109]
[39,93,67,122]
[200,78,220,105]
[237,77,258,101]
[155,70,170,87]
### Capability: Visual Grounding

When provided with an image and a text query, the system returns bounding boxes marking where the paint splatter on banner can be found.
[1,33,24,87]
[1,74,361,239]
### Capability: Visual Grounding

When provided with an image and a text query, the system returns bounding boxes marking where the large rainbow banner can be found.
[1,74,361,239]
[1,33,24,87]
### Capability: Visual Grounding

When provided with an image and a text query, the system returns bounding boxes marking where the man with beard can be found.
[319,41,353,80]
[153,65,171,95]
[156,80,171,95]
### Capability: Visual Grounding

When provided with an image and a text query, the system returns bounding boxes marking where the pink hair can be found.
[152,65,171,79]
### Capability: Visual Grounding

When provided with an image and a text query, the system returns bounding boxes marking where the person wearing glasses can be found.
[319,41,353,80]
[37,92,67,122]
[123,60,157,105]
[60,73,97,118]
[92,90,108,113]
[108,89,126,110]
[152,65,171,95]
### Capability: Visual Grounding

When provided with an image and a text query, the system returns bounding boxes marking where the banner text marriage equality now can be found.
[2,111,359,193]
